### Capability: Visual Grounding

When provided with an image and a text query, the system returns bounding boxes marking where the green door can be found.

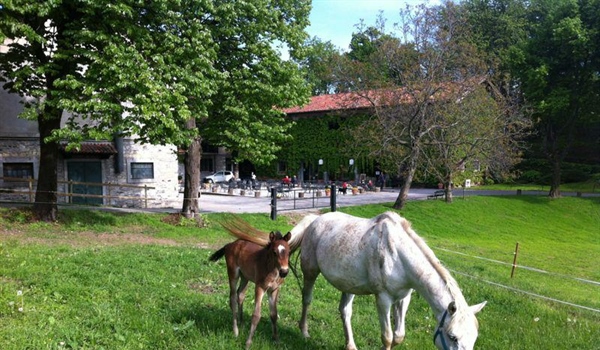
[67,162,103,205]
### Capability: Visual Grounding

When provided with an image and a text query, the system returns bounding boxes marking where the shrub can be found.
[519,170,543,183]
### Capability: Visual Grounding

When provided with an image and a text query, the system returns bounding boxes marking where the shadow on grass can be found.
[59,208,120,226]
[171,302,332,349]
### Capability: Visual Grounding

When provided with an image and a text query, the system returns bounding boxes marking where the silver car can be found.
[204,171,235,183]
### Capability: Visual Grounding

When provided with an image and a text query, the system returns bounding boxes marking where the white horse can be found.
[288,211,486,350]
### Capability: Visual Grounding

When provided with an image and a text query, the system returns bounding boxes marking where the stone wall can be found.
[0,138,181,209]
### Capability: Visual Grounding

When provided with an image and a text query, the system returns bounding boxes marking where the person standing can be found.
[378,172,385,190]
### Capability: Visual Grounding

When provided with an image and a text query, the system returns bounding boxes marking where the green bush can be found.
[519,170,543,183]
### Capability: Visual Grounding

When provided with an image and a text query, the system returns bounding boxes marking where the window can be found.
[130,162,154,179]
[3,162,34,179]
[201,141,219,153]
[200,158,214,172]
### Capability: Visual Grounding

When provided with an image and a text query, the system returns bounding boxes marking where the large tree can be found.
[297,36,342,95]
[180,0,311,218]
[508,0,600,197]
[421,83,529,202]
[0,0,311,220]
[342,2,515,209]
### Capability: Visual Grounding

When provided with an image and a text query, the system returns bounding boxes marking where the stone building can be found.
[0,85,184,209]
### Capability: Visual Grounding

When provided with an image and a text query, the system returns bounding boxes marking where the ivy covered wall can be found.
[254,112,378,182]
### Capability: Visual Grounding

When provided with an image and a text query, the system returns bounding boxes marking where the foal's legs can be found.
[339,292,358,350]
[236,277,250,326]
[245,286,266,350]
[268,288,281,342]
[228,272,241,337]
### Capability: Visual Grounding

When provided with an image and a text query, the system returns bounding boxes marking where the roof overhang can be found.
[60,141,117,159]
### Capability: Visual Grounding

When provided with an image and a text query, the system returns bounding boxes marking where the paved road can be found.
[196,187,597,214]
[197,188,406,214]
[3,188,595,215]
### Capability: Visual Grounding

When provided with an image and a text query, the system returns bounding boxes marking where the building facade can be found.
[0,86,183,208]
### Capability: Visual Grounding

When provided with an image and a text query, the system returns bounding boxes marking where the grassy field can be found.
[472,179,600,193]
[0,195,599,349]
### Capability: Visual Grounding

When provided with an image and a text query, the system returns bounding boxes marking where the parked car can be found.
[203,171,235,183]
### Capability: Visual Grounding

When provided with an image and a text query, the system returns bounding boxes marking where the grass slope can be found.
[0,196,598,349]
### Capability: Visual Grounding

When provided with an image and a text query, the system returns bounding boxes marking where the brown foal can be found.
[209,219,291,349]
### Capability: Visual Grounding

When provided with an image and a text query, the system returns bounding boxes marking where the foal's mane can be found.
[384,212,467,307]
[220,215,271,247]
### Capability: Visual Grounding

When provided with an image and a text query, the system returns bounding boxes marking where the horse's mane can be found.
[381,212,468,308]
[220,215,271,247]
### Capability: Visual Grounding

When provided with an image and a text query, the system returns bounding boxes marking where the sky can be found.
[306,0,432,51]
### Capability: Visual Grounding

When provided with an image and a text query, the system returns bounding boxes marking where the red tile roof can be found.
[283,91,375,114]
[283,89,415,115]
[60,141,117,154]
[283,78,488,115]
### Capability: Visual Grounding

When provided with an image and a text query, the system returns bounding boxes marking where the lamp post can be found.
[349,158,357,184]
[318,159,323,183]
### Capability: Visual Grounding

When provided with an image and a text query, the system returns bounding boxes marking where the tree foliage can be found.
[297,36,342,95]
[1,0,215,145]
[421,84,529,200]
[0,0,311,220]
[506,0,600,197]
[199,0,311,164]
[340,2,530,208]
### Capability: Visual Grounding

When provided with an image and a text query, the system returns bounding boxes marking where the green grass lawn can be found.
[472,179,600,193]
[0,196,599,349]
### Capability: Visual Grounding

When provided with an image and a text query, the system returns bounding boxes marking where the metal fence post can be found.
[270,188,277,220]
[330,184,337,212]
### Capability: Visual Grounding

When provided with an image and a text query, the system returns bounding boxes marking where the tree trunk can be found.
[33,111,62,222]
[445,175,453,203]
[548,157,561,198]
[181,118,201,218]
[544,123,564,199]
[393,152,419,209]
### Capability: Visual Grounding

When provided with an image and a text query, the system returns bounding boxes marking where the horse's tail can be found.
[219,215,270,246]
[287,214,319,290]
[209,246,226,262]
[287,213,319,253]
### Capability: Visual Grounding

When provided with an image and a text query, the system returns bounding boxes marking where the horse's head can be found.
[268,231,292,277]
[433,301,487,350]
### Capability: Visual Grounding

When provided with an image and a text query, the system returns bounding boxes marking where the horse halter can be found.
[433,309,450,350]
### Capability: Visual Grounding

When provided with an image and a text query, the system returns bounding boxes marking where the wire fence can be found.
[434,246,600,313]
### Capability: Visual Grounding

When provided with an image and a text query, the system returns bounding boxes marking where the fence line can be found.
[449,269,600,314]
[435,247,600,286]
[0,177,155,208]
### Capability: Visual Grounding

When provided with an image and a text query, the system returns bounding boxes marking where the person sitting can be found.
[292,175,298,187]
[367,180,375,191]
[282,175,291,187]
[340,181,348,195]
